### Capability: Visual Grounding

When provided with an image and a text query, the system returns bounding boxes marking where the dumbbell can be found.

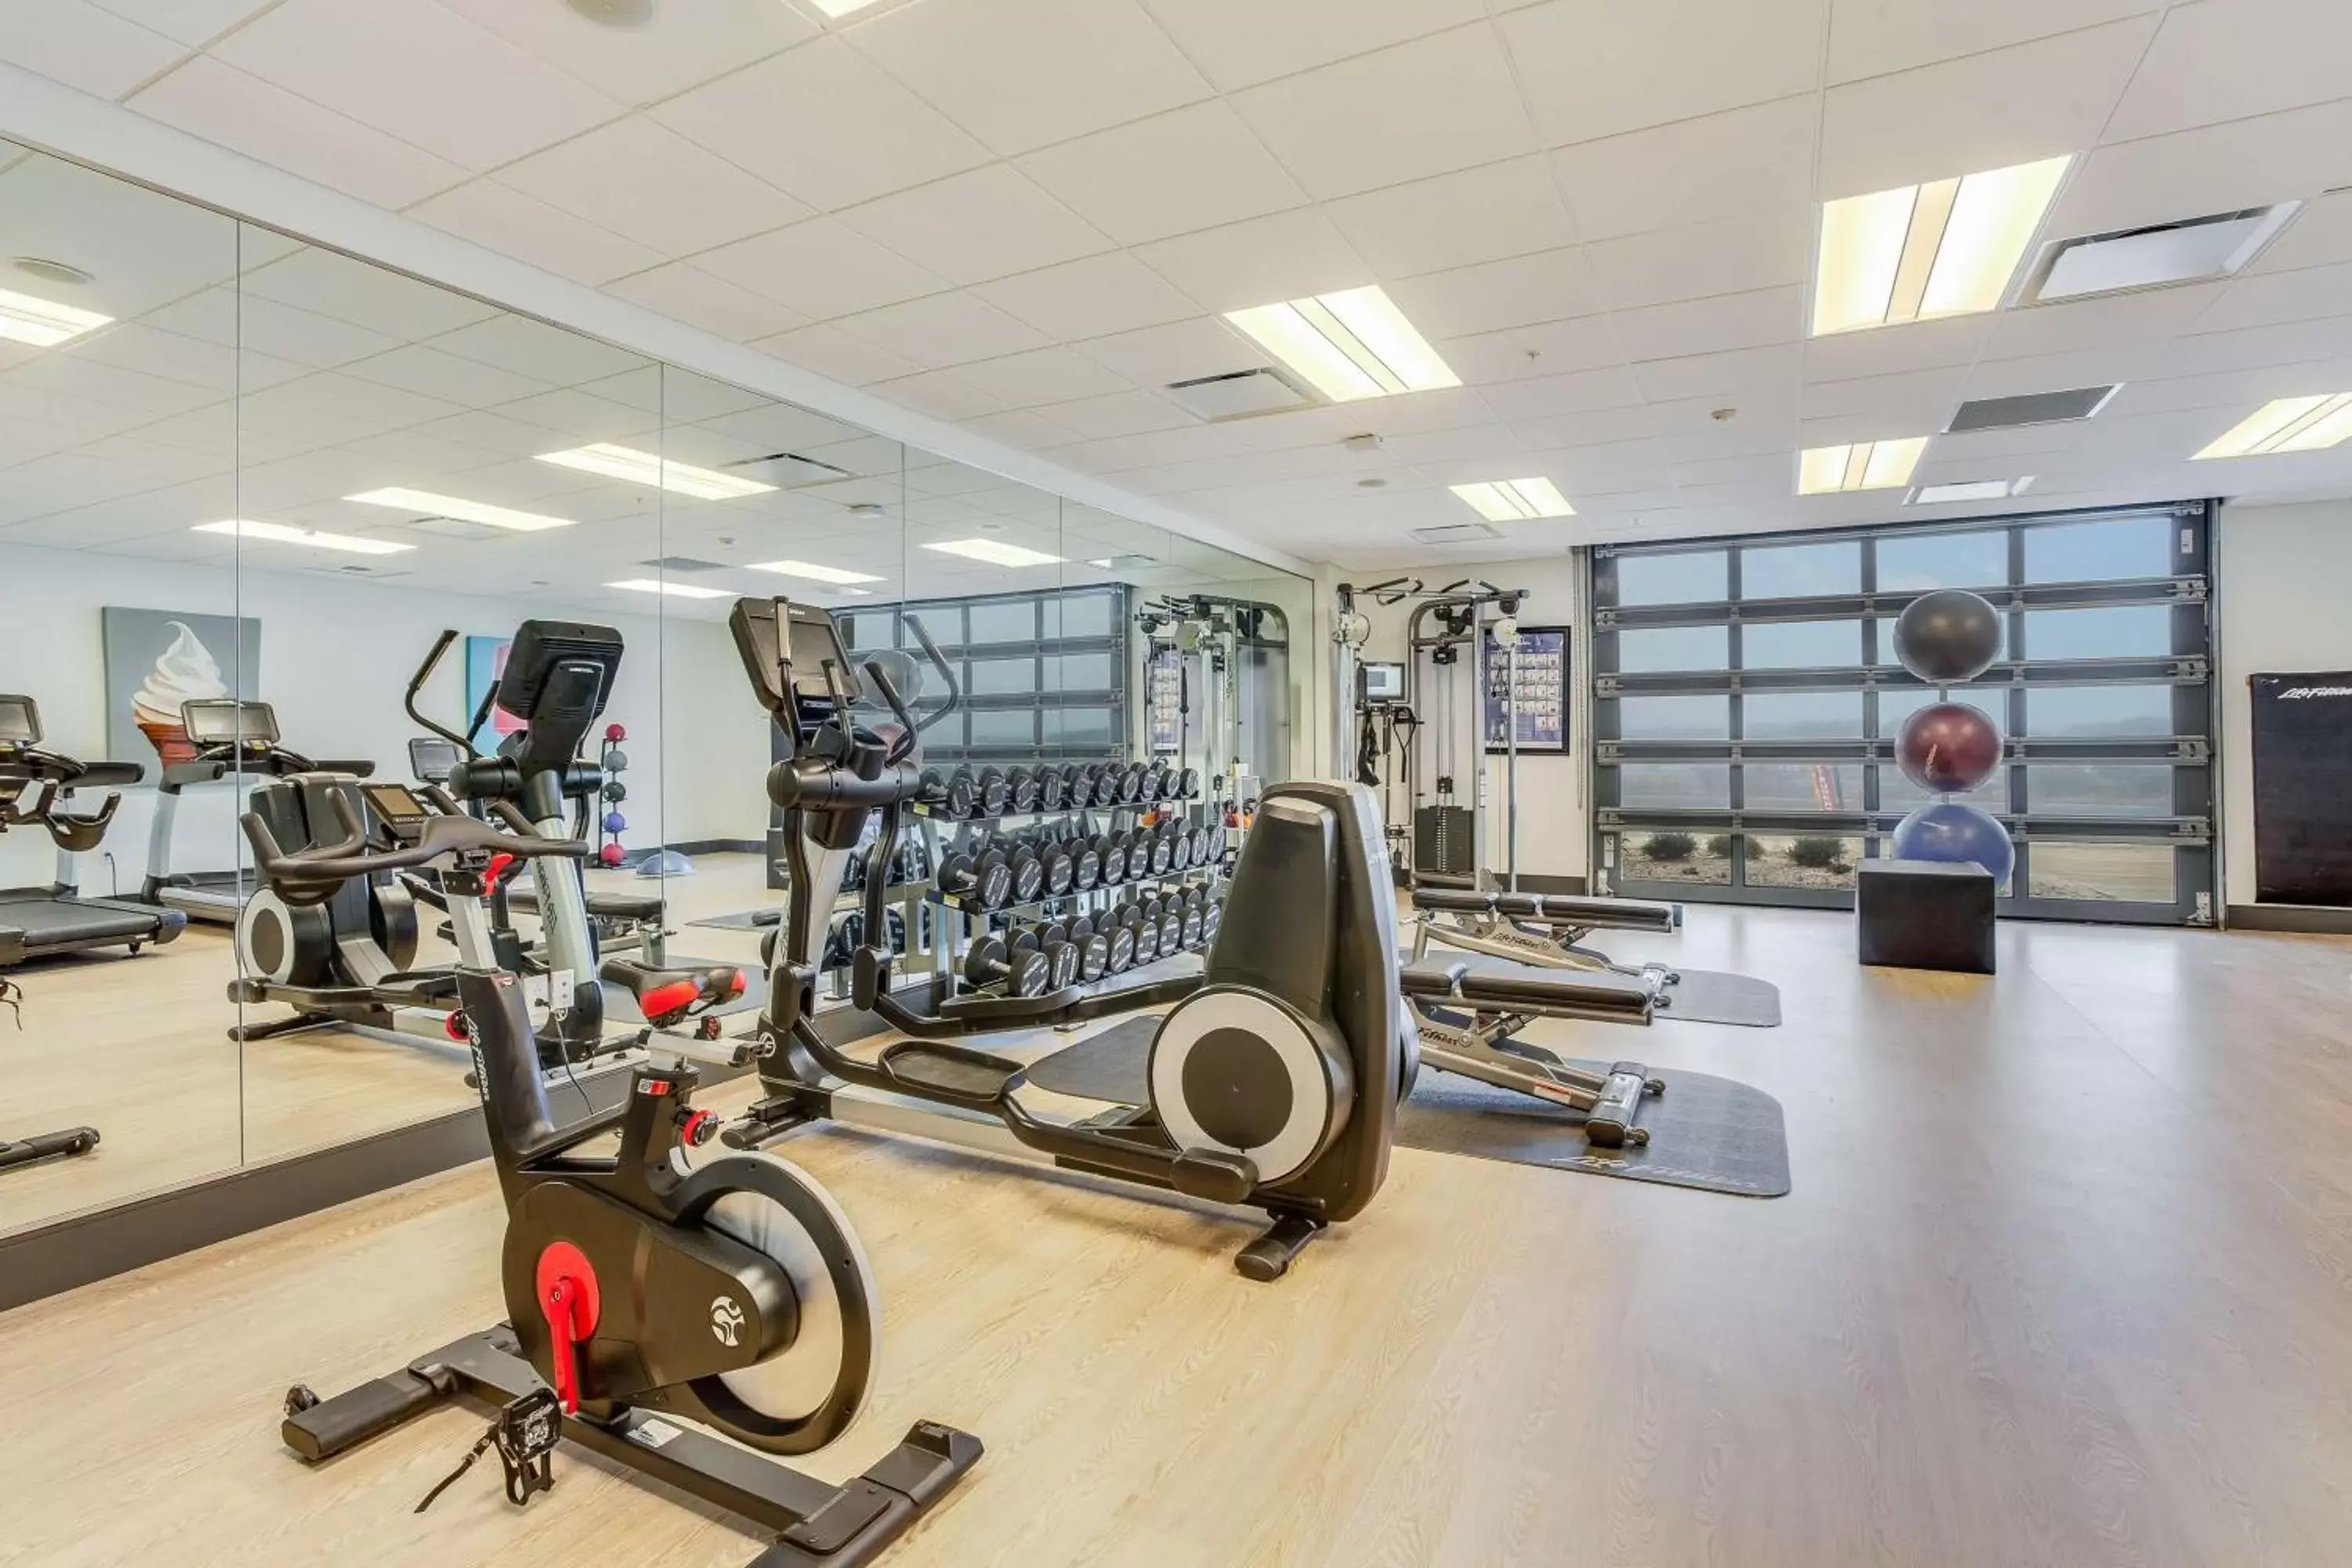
[1102,909,1138,973]
[1152,895,1183,955]
[1091,764,1123,808]
[1146,826,1175,877]
[1092,832,1128,886]
[1038,766,1067,812]
[1003,840,1046,905]
[964,932,1051,997]
[1030,833,1075,896]
[1115,903,1156,967]
[974,767,1011,817]
[1065,761,1097,806]
[1202,893,1225,944]
[1192,824,1217,866]
[920,766,978,818]
[1179,888,1204,949]
[1120,762,1149,803]
[1156,764,1182,801]
[937,846,1012,909]
[1065,916,1112,982]
[1167,824,1194,873]
[1007,767,1041,813]
[1177,767,1201,800]
[1014,924,1081,992]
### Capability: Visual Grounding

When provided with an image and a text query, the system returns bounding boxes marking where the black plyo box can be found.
[1857,858,1996,974]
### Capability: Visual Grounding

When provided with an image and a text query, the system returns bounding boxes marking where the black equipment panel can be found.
[2250,671,2352,906]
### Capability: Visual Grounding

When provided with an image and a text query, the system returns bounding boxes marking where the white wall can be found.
[0,543,768,890]
[1341,553,1589,884]
[2214,499,2352,909]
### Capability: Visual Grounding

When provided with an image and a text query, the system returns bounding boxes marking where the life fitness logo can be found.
[2276,685,2352,700]
[710,1295,746,1347]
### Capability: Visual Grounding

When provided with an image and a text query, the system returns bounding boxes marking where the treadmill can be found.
[0,694,186,967]
[143,698,371,924]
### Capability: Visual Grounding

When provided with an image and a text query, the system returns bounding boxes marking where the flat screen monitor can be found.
[0,694,38,745]
[182,699,278,747]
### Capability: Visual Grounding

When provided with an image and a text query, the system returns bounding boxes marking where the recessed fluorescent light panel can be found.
[1450,478,1575,523]
[1797,438,1929,495]
[808,0,887,14]
[345,487,575,532]
[194,520,413,556]
[1909,477,2034,505]
[1225,285,1459,402]
[746,559,885,586]
[0,285,113,347]
[922,538,1065,569]
[537,443,777,500]
[2193,394,2352,459]
[606,579,733,599]
[1813,156,2071,336]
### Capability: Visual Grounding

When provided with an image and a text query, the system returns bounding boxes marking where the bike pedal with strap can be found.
[413,1388,563,1513]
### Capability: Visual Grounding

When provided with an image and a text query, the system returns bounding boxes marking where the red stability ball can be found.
[1896,702,2002,793]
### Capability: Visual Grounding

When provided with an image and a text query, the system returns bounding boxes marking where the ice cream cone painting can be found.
[100,608,259,771]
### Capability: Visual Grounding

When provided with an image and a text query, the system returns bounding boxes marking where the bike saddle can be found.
[599,957,746,1029]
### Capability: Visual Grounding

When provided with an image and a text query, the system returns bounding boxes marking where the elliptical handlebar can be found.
[899,614,958,734]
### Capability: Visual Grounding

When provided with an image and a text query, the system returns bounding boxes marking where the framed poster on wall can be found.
[2249,671,2352,906]
[1483,626,1570,753]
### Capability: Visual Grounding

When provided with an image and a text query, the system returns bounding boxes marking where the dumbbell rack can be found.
[906,794,1225,998]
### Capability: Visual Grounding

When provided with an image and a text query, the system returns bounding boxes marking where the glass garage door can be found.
[1590,504,2215,925]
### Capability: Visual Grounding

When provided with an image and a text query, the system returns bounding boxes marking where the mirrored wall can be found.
[0,139,1305,1243]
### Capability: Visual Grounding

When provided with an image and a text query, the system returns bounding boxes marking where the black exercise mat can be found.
[1656,967,1782,1029]
[688,908,780,931]
[1024,1015,1789,1198]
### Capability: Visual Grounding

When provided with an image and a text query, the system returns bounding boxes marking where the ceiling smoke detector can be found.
[1343,433,1385,453]
[566,0,652,24]
[11,256,93,286]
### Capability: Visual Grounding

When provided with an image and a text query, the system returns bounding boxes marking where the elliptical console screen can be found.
[0,695,35,746]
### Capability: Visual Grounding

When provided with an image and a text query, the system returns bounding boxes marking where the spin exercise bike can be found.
[270,782,979,1566]
[725,597,1406,1281]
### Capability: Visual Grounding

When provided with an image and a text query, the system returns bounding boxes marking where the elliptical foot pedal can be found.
[1234,1211,1324,1282]
[876,1040,1025,1105]
[1167,1147,1257,1204]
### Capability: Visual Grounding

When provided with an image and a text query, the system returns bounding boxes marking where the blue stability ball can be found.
[1892,590,2002,684]
[1892,800,2015,885]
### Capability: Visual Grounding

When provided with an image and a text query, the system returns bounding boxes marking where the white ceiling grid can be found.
[0,0,2347,564]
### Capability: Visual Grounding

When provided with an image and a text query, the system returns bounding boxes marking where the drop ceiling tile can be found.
[835,165,1112,288]
[129,57,469,209]
[1550,95,1818,241]
[603,262,808,343]
[833,291,1050,369]
[234,371,463,445]
[1477,365,1645,419]
[2051,100,2352,240]
[241,247,499,341]
[649,37,990,212]
[751,322,922,386]
[1584,208,1812,313]
[89,0,273,45]
[691,220,947,321]
[1958,346,2161,402]
[2103,361,2352,419]
[969,253,1199,344]
[1615,286,1803,363]
[492,116,809,256]
[960,408,1083,448]
[1323,157,1577,280]
[437,0,814,107]
[1825,0,2158,85]
[1230,25,1538,200]
[869,369,1007,422]
[1379,423,1541,466]
[1132,209,1371,314]
[1442,314,1623,384]
[1798,366,1967,423]
[1029,389,1195,441]
[1075,316,1266,387]
[1802,314,1994,382]
[0,1,186,98]
[949,347,1133,408]
[1635,343,1805,404]
[2188,261,2352,338]
[338,343,554,408]
[408,178,665,286]
[140,287,401,369]
[1649,393,1803,450]
[2156,316,2352,379]
[1817,20,2153,198]
[1541,437,1675,492]
[1014,101,1307,248]
[1385,249,1599,341]
[2249,192,2352,275]
[1136,0,1487,92]
[210,0,623,171]
[2106,0,2352,144]
[1501,0,1824,147]
[427,314,651,386]
[1988,283,2227,360]
[1508,405,1660,449]
[846,0,1211,158]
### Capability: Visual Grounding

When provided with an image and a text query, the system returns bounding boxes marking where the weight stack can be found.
[1413,805,1476,880]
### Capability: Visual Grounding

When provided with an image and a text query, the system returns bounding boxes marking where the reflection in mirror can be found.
[0,143,243,1232]
[220,230,671,1167]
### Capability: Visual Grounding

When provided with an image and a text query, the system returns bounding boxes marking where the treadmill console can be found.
[182,698,280,749]
[0,694,35,748]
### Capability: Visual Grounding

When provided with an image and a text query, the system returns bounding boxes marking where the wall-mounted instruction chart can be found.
[1483,627,1569,753]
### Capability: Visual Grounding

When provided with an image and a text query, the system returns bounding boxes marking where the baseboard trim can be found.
[2226,902,2352,935]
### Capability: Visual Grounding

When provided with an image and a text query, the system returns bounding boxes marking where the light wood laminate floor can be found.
[6,907,2352,1566]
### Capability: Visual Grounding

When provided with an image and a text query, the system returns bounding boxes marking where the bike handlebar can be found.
[243,787,585,898]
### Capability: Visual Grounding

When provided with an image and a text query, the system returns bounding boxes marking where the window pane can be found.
[969,709,1035,745]
[1617,625,1730,671]
[1619,829,1732,884]
[1618,763,1730,808]
[1048,707,1115,745]
[1744,619,1861,669]
[1614,551,1726,605]
[2027,684,2175,737]
[1746,833,1864,890]
[967,600,1035,643]
[2024,763,2175,816]
[2024,604,2172,659]
[967,657,1035,695]
[1615,695,1730,739]
[1058,593,1114,637]
[1879,684,2004,735]
[1876,530,2006,591]
[1744,763,1862,811]
[2028,841,2176,902]
[1742,541,1860,598]
[1882,764,2009,811]
[1744,691,1864,737]
[1051,652,1112,690]
[2024,516,2176,582]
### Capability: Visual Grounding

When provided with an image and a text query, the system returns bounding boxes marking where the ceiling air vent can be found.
[2021,204,2301,304]
[1163,366,1319,422]
[722,452,854,487]
[1408,521,1501,546]
[1947,384,2118,433]
[636,555,727,572]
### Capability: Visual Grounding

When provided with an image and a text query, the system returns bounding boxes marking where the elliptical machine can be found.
[269,782,979,1565]
[727,597,1407,1280]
